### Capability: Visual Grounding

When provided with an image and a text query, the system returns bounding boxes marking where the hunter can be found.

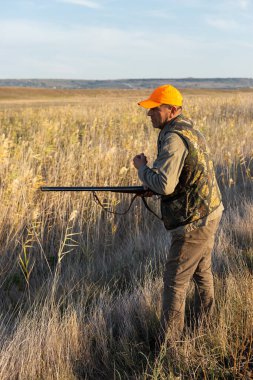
[133,84,224,340]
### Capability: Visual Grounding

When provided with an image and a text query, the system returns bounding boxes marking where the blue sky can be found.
[1,0,253,79]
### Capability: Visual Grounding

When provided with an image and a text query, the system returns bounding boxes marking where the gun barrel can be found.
[40,186,146,193]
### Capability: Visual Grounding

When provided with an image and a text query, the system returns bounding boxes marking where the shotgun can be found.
[40,186,160,218]
[40,186,147,193]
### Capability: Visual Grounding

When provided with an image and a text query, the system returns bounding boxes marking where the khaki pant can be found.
[161,217,221,339]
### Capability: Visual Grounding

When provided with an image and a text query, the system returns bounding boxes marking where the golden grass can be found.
[0,88,252,379]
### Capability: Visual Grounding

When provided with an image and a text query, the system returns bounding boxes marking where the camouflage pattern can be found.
[161,114,222,230]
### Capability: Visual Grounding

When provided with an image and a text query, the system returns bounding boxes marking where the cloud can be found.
[0,19,203,78]
[144,10,175,19]
[0,19,198,50]
[221,0,251,10]
[56,0,101,9]
[238,0,250,9]
[207,17,238,30]
[0,18,252,78]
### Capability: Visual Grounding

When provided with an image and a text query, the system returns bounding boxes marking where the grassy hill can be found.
[0,77,253,89]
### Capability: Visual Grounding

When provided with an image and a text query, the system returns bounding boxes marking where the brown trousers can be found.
[161,217,221,339]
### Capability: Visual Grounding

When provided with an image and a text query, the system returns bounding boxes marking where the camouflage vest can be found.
[160,115,222,230]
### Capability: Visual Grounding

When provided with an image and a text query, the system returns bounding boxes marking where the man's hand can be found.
[143,190,154,197]
[133,153,147,170]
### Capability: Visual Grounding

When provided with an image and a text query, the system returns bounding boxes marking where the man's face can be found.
[147,104,173,129]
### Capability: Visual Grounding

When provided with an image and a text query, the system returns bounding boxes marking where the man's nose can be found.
[147,109,152,116]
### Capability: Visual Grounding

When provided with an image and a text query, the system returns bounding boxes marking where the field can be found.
[0,87,252,379]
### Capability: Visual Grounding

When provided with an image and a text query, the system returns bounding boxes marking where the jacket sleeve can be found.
[138,132,188,195]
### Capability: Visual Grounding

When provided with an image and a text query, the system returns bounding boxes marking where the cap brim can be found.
[138,99,161,109]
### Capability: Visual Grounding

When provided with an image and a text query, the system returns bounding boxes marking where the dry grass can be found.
[0,88,252,379]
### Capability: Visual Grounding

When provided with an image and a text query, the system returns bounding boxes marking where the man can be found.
[133,84,223,340]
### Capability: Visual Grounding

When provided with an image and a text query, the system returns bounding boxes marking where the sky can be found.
[0,0,253,79]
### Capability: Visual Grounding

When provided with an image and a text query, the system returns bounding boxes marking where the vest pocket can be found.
[161,193,190,229]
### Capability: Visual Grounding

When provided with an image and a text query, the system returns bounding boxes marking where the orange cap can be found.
[138,84,183,108]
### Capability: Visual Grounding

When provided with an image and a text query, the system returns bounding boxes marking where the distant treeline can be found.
[0,78,253,89]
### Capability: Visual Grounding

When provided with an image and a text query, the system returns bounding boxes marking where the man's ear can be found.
[170,106,178,116]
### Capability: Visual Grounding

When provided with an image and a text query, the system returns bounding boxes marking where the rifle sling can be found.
[92,191,139,215]
[140,196,162,220]
[92,191,162,220]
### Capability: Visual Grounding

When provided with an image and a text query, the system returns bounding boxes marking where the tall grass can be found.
[0,90,252,379]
